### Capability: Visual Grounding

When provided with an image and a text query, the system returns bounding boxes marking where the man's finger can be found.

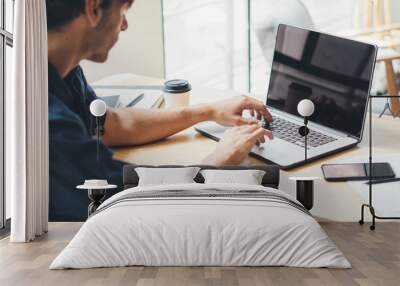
[238,123,261,134]
[250,124,267,144]
[256,111,262,121]
[251,126,273,141]
[241,97,273,122]
[234,116,259,126]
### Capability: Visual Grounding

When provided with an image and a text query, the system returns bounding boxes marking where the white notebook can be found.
[95,87,164,109]
[135,90,164,109]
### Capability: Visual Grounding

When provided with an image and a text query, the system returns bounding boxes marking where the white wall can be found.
[393,1,400,23]
[81,0,165,83]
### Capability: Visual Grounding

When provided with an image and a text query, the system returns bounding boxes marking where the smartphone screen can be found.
[365,163,395,178]
[322,163,395,181]
[322,163,366,180]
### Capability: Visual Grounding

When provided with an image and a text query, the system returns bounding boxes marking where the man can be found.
[47,0,273,221]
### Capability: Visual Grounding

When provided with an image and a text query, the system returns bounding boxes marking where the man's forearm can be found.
[103,104,215,146]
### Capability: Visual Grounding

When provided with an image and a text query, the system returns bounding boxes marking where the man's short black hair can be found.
[46,0,132,31]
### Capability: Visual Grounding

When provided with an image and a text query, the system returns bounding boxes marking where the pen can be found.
[365,177,400,185]
[126,93,144,107]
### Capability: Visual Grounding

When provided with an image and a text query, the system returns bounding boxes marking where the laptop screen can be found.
[266,24,376,138]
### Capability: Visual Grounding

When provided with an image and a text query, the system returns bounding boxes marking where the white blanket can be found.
[50,183,350,269]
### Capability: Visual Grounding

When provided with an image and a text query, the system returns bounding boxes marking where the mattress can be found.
[50,183,350,269]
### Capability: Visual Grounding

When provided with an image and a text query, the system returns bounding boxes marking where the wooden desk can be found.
[94,74,255,165]
[94,74,400,222]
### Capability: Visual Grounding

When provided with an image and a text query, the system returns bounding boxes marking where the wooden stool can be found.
[377,52,400,117]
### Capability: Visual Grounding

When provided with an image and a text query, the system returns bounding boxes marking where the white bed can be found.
[50,183,350,269]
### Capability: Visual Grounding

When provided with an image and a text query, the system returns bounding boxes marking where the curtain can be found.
[7,0,49,242]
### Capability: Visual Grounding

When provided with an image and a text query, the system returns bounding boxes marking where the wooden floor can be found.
[0,222,399,286]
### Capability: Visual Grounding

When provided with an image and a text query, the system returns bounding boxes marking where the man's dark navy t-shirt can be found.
[48,63,124,222]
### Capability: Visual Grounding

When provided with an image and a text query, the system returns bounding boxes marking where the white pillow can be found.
[200,169,266,185]
[135,167,200,186]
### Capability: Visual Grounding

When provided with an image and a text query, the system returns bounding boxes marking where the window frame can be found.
[1,0,14,231]
[162,0,251,92]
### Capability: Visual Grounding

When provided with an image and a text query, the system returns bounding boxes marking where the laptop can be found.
[195,24,378,169]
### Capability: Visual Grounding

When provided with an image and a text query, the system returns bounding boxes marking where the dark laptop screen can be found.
[266,24,376,138]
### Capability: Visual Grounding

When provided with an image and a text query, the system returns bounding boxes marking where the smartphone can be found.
[321,162,395,182]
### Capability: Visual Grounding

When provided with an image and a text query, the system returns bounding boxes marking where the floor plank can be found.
[0,222,399,286]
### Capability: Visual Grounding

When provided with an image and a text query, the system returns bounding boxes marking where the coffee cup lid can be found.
[163,79,191,93]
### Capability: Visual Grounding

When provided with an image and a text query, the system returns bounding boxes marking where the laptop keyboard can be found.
[264,116,337,148]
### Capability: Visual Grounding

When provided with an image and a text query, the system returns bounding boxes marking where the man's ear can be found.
[84,0,104,27]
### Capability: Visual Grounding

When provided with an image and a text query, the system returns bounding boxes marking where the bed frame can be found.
[123,164,280,189]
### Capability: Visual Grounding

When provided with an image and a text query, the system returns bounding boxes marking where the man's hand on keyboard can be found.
[202,123,273,165]
[210,96,273,127]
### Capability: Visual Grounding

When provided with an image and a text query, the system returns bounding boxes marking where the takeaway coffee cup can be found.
[163,79,191,107]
